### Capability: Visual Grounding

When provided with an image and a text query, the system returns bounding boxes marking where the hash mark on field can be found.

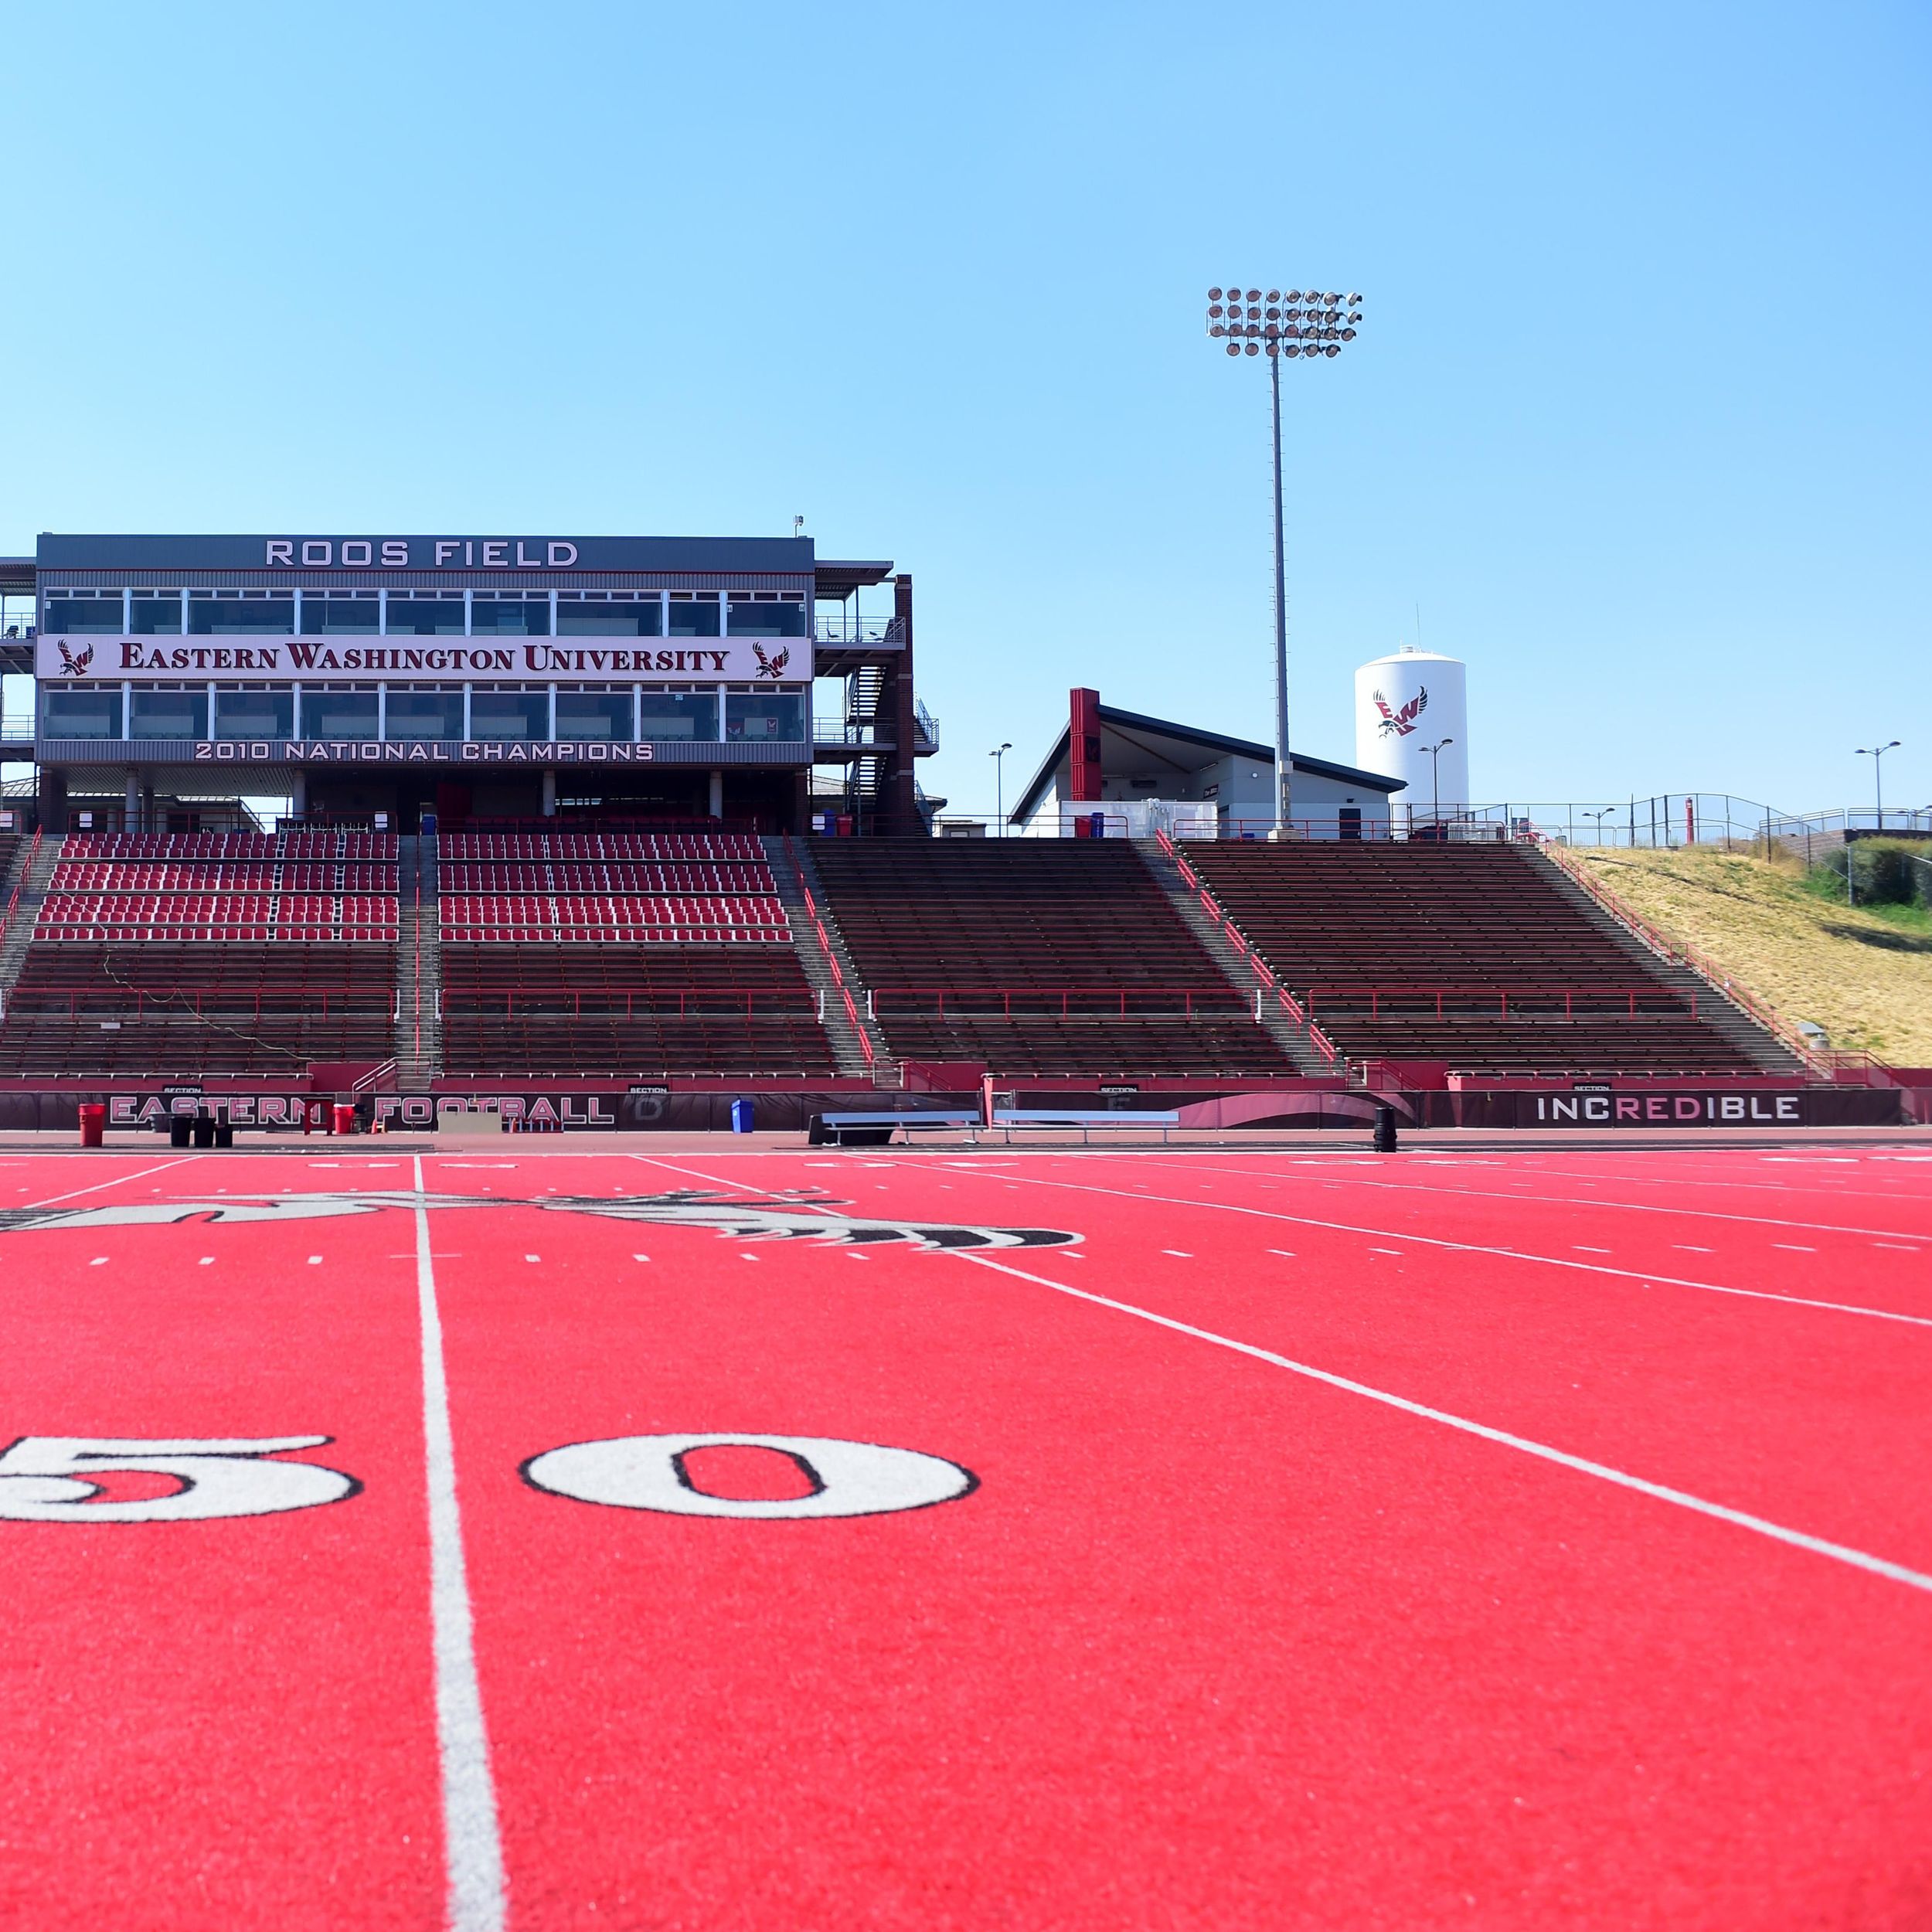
[1268,1249,1296,1257]
[741,1253,760,1262]
[633,1253,650,1262]
[1369,1247,1403,1257]
[199,1257,213,1266]
[525,1254,540,1263]
[1872,1243,1920,1252]
[1162,1250,1192,1258]
[1774,1243,1816,1252]
[308,1256,323,1265]
[90,1256,107,1266]
[1674,1245,1713,1253]
[1573,1245,1611,1253]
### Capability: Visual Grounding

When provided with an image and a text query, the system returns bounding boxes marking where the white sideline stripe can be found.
[958,1250,1932,1598]
[982,1165,1932,1330]
[413,1157,507,1932]
[26,1153,196,1209]
[1127,1155,1932,1245]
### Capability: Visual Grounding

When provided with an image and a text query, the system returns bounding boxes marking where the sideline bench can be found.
[808,1110,981,1147]
[986,1108,1181,1145]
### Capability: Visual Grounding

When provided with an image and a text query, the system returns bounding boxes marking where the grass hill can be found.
[1568,844,1932,1068]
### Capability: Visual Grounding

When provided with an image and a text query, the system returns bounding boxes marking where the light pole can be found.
[1855,740,1900,832]
[1583,806,1615,847]
[990,741,1012,835]
[1422,738,1454,835]
[1206,284,1363,841]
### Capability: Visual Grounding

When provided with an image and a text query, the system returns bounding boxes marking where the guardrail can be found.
[15,989,387,1019]
[0,827,44,964]
[781,836,876,1067]
[1155,826,1338,1061]
[1301,984,1700,1019]
[866,986,1245,1019]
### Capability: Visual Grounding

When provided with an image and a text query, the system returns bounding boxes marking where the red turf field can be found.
[2,1141,1928,1930]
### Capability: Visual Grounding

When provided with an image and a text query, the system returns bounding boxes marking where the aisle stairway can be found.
[395,835,444,1083]
[763,836,883,1080]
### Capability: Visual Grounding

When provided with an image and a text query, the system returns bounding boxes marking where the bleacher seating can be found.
[438,826,832,1076]
[0,830,400,1075]
[0,943,396,1076]
[1182,842,1767,1075]
[808,839,1291,1076]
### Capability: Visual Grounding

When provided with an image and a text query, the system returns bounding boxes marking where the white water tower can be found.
[1354,645,1468,823]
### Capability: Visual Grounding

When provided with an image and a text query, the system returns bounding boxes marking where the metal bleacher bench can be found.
[808,1107,1182,1148]
[988,1108,1181,1145]
[809,1111,980,1147]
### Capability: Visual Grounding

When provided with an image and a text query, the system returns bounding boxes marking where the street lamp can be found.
[1855,740,1901,832]
[1422,738,1454,835]
[1583,806,1616,847]
[991,741,1012,835]
[1206,284,1364,840]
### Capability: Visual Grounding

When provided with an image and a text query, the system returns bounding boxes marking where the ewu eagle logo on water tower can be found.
[1372,686,1427,737]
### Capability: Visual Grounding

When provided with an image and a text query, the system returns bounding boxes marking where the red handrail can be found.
[783,835,876,1066]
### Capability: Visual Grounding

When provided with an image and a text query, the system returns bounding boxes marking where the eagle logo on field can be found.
[0,1187,1080,1251]
[1372,686,1426,737]
[751,643,791,680]
[57,642,95,678]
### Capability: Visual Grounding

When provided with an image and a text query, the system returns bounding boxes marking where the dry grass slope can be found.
[1570,846,1932,1066]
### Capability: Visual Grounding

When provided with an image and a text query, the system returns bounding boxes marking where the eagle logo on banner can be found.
[1372,686,1427,737]
[0,1188,1080,1251]
[751,643,791,680]
[57,642,95,678]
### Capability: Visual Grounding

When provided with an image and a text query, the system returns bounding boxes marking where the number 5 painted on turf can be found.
[0,1437,358,1522]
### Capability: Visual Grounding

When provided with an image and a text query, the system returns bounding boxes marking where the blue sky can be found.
[4,0,1926,818]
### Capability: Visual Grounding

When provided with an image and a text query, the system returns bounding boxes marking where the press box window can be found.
[384,686,464,738]
[41,686,124,738]
[386,596,465,636]
[130,591,184,634]
[300,687,379,738]
[131,685,209,740]
[43,591,125,634]
[638,686,718,740]
[302,593,379,635]
[213,686,294,738]
[725,688,804,740]
[668,593,721,638]
[556,593,663,638]
[555,688,634,741]
[470,686,552,740]
[189,590,295,634]
[471,595,553,638]
[727,592,808,638]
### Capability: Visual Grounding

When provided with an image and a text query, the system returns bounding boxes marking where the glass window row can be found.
[40,588,810,639]
[40,682,808,743]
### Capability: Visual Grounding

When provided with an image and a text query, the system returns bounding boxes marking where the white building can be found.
[1007,693,1405,838]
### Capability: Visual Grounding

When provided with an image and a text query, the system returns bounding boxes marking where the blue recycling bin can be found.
[730,1098,755,1134]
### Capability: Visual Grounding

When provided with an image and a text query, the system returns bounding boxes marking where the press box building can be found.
[0,533,934,832]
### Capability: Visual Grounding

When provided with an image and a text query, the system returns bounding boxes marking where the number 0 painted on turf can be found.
[0,1436,358,1522]
[522,1433,978,1519]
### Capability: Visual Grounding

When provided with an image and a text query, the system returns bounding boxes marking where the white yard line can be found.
[1118,1155,1932,1246]
[957,1250,1932,1598]
[945,1163,1932,1330]
[412,1156,507,1932]
[25,1154,197,1209]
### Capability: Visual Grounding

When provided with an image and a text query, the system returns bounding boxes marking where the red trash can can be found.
[77,1104,106,1148]
[331,1103,356,1137]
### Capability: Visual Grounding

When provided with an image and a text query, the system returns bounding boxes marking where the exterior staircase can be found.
[394,835,444,1083]
[762,835,886,1081]
[0,834,62,1014]
[1131,836,1332,1076]
[1529,848,1805,1074]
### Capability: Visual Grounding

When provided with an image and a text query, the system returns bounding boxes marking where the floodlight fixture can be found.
[1204,284,1364,837]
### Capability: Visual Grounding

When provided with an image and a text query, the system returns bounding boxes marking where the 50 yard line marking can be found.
[957,1249,1932,1598]
[413,1156,507,1932]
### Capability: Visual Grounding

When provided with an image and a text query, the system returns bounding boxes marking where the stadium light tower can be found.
[1206,284,1363,839]
[1855,740,1900,832]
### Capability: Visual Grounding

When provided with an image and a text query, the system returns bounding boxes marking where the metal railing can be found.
[866,986,1247,1019]
[1300,984,1699,1019]
[781,836,876,1066]
[811,614,904,645]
